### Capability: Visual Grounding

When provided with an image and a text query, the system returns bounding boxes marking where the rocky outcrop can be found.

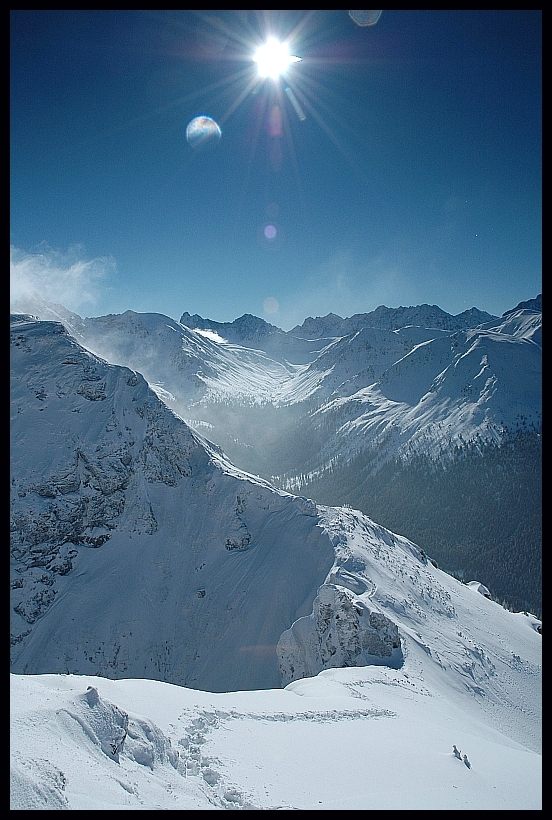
[277,583,401,686]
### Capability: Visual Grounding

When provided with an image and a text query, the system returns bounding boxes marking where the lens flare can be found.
[185,116,222,149]
[263,296,280,314]
[348,10,382,27]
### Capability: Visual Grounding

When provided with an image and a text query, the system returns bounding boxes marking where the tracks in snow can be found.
[176,705,395,810]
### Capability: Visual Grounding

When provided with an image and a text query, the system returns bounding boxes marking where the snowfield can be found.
[11,651,541,810]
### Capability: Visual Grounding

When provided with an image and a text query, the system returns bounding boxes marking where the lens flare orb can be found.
[186,116,222,149]
[263,296,280,315]
[348,10,382,27]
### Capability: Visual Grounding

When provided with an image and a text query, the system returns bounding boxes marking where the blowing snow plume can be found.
[10,244,115,316]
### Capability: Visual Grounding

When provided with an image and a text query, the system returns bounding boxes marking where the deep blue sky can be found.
[10,10,541,328]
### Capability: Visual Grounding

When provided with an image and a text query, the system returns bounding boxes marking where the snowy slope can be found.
[290,325,452,403]
[180,310,333,365]
[10,315,334,691]
[477,308,542,346]
[313,314,541,466]
[11,658,541,810]
[502,293,541,316]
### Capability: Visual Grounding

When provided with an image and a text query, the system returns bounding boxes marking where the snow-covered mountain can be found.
[10,314,541,810]
[11,296,541,613]
[289,311,345,339]
[180,310,282,343]
[310,313,541,467]
[10,315,540,692]
[290,324,453,404]
[283,309,541,612]
[13,299,524,462]
[10,314,336,692]
[180,310,332,365]
[10,303,489,481]
[290,304,498,338]
[15,298,528,433]
[481,305,542,346]
[502,293,541,316]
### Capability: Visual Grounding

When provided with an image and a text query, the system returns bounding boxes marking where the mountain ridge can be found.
[289,303,499,338]
[10,294,541,615]
[502,293,541,316]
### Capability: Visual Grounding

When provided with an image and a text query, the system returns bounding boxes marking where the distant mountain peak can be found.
[455,306,494,317]
[289,313,345,338]
[502,294,542,317]
[318,312,343,321]
[180,311,211,328]
[291,302,498,338]
[180,311,281,336]
[233,313,280,333]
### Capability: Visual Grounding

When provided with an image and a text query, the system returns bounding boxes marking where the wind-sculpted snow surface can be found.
[11,630,541,810]
[276,505,541,757]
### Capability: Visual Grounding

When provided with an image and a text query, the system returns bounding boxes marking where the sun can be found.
[253,37,301,81]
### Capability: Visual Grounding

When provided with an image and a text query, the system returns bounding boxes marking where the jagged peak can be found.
[502,294,542,317]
